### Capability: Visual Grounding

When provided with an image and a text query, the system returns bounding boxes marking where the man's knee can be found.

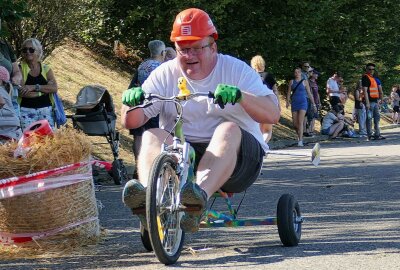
[214,122,241,139]
[142,128,167,145]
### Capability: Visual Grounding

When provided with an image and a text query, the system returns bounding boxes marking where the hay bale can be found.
[0,127,91,179]
[0,127,101,257]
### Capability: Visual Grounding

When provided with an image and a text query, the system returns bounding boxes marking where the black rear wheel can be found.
[146,153,184,265]
[140,223,153,252]
[277,194,302,246]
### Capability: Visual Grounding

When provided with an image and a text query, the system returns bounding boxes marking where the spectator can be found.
[300,61,313,136]
[0,19,22,85]
[286,67,316,146]
[326,71,343,107]
[0,18,23,117]
[300,61,311,80]
[390,86,399,124]
[121,8,279,233]
[0,66,22,143]
[380,96,391,114]
[362,63,384,140]
[250,55,280,143]
[321,105,344,139]
[164,47,177,61]
[339,82,348,105]
[18,38,58,130]
[337,104,358,138]
[308,68,321,135]
[354,80,367,136]
[127,40,166,177]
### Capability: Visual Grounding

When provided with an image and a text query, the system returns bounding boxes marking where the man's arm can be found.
[121,105,148,129]
[240,92,280,124]
[326,79,332,94]
[378,85,383,100]
[363,86,370,109]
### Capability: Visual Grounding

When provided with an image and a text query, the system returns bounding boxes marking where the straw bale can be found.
[0,178,98,233]
[0,177,101,256]
[0,127,101,258]
[0,127,91,179]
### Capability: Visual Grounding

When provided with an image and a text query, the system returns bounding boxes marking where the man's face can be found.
[366,65,375,75]
[302,63,310,72]
[175,37,217,80]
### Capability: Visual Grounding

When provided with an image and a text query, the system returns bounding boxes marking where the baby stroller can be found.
[69,85,127,185]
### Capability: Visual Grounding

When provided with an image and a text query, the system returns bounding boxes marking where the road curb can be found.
[268,123,398,150]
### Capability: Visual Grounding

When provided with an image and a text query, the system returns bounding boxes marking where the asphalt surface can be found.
[1,126,400,269]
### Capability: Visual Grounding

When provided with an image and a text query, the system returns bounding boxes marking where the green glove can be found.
[122,87,145,107]
[213,84,242,109]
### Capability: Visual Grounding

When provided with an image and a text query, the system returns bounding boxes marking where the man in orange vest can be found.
[362,63,384,140]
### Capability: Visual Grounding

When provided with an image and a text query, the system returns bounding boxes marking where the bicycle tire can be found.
[277,193,302,246]
[146,153,185,265]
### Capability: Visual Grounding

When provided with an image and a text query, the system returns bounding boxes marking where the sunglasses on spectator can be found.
[368,68,375,71]
[22,47,35,53]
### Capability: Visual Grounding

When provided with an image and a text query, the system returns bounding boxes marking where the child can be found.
[0,66,22,143]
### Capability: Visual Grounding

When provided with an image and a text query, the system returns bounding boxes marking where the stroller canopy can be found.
[74,85,110,110]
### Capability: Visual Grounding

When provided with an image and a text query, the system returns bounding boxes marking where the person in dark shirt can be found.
[128,40,166,177]
[18,38,58,130]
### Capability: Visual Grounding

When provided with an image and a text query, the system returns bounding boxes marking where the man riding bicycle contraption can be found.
[121,8,280,233]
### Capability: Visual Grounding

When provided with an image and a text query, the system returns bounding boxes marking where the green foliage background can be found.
[2,0,400,95]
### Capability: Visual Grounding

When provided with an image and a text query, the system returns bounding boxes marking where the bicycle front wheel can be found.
[146,153,185,265]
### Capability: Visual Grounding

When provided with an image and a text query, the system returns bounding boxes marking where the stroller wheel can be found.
[111,159,127,185]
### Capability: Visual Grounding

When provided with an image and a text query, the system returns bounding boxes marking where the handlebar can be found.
[127,91,215,113]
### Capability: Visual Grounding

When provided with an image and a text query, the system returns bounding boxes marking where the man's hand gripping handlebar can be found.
[122,77,242,110]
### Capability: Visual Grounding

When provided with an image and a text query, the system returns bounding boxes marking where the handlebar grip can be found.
[209,91,225,109]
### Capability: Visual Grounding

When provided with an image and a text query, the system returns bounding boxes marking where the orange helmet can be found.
[170,8,218,42]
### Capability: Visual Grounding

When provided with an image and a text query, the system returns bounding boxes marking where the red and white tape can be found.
[0,216,98,245]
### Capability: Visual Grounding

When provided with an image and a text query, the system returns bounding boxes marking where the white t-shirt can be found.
[141,54,276,151]
[327,78,340,97]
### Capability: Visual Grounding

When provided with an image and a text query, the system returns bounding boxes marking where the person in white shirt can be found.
[326,71,343,107]
[120,8,280,233]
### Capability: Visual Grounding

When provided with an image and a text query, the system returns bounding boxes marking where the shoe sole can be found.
[180,185,206,215]
[123,184,146,211]
[180,214,200,233]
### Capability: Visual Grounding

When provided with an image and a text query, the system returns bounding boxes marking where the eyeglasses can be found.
[176,43,214,56]
[303,65,310,68]
[22,47,35,54]
[368,68,375,71]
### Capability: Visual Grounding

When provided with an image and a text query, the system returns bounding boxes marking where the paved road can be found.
[2,127,400,269]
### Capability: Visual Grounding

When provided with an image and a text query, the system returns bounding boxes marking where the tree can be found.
[6,0,101,58]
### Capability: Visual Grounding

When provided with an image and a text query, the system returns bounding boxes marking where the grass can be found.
[46,40,392,168]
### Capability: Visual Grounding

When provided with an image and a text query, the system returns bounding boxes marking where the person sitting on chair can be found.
[120,8,280,233]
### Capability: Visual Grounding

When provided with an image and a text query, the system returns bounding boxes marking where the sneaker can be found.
[374,135,386,140]
[122,179,146,213]
[298,140,304,147]
[180,182,208,233]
